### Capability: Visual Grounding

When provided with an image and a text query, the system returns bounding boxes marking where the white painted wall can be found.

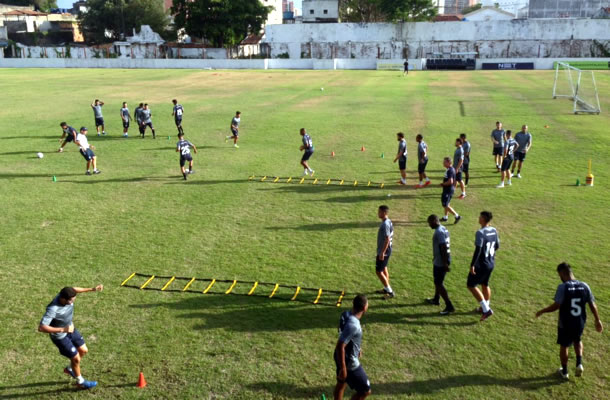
[262,0,284,25]
[302,0,339,22]
[465,8,515,21]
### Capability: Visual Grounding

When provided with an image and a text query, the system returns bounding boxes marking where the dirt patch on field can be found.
[291,96,330,110]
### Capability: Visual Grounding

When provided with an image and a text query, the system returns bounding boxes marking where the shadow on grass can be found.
[246,372,564,397]
[0,135,58,140]
[266,219,428,231]
[0,173,84,179]
[0,381,133,399]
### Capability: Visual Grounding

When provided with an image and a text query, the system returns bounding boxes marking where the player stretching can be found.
[58,122,77,153]
[141,104,155,139]
[491,121,506,172]
[375,205,395,299]
[536,262,603,380]
[512,125,532,178]
[134,103,144,137]
[467,211,499,321]
[394,132,407,185]
[176,132,198,180]
[120,102,131,138]
[91,99,105,136]
[454,138,466,198]
[75,127,100,175]
[225,111,241,148]
[440,157,460,224]
[299,128,314,176]
[38,284,104,390]
[172,99,184,135]
[460,133,471,186]
[334,295,371,400]
[426,214,455,315]
[497,130,518,188]
[415,134,430,188]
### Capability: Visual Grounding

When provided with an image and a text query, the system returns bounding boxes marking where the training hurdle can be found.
[248,175,385,188]
[121,272,346,307]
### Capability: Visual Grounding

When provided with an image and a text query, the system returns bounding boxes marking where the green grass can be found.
[0,68,609,399]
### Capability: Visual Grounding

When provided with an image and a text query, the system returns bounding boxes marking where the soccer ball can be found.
[37,152,44,159]
[320,87,324,91]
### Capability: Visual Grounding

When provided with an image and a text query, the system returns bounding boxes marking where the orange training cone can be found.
[361,146,366,152]
[137,372,147,388]
[331,151,335,157]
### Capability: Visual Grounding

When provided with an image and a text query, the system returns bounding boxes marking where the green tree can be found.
[172,0,272,48]
[1,0,57,12]
[339,0,436,22]
[79,0,170,44]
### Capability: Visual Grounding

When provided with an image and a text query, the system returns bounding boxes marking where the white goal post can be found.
[552,62,601,115]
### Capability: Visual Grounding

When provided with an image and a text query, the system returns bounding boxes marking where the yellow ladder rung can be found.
[248,281,259,295]
[299,177,305,184]
[326,179,331,185]
[203,279,216,294]
[121,272,136,286]
[261,176,267,181]
[273,177,279,183]
[340,180,344,185]
[225,280,238,294]
[336,290,345,307]
[140,275,155,290]
[248,176,254,180]
[367,181,371,186]
[313,288,323,304]
[161,276,175,291]
[269,283,280,298]
[380,183,384,189]
[287,177,292,183]
[354,180,358,186]
[290,286,301,301]
[312,178,318,184]
[182,277,196,291]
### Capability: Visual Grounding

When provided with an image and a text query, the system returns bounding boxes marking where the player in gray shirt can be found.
[512,125,532,178]
[460,133,471,186]
[415,134,431,187]
[225,111,241,148]
[375,205,394,299]
[426,214,454,315]
[454,138,466,199]
[334,295,371,400]
[120,101,131,138]
[39,285,103,389]
[91,99,106,136]
[491,121,506,171]
[140,103,156,139]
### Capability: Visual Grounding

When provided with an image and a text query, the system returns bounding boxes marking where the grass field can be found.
[0,68,609,400]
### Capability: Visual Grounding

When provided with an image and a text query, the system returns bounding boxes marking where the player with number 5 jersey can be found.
[467,211,499,321]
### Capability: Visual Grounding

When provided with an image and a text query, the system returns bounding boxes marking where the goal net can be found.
[552,62,601,114]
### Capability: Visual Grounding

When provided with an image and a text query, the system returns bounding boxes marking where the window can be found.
[324,10,328,14]
[309,9,314,14]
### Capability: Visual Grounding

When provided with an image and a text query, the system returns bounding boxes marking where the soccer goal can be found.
[552,62,601,114]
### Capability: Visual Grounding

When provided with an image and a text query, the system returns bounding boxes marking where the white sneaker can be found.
[234,144,239,148]
[309,170,315,176]
[496,183,504,188]
[507,179,512,186]
[557,368,569,380]
[517,173,522,178]
[302,170,309,176]
[575,364,584,377]
[123,133,128,137]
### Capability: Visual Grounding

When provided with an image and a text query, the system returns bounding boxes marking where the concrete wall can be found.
[529,0,609,19]
[302,0,339,22]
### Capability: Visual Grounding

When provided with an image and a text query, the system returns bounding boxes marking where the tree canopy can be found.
[2,0,57,12]
[339,0,437,23]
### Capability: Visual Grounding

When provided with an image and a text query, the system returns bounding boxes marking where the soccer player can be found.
[415,134,430,188]
[58,122,77,153]
[38,284,104,390]
[172,99,184,135]
[403,60,409,76]
[460,133,471,186]
[497,130,519,188]
[225,111,241,148]
[512,124,532,178]
[91,99,105,136]
[299,128,314,176]
[535,262,603,380]
[75,127,100,175]
[440,157,461,224]
[467,211,499,321]
[426,214,455,315]
[453,138,466,199]
[375,205,394,299]
[120,102,131,138]
[134,103,144,137]
[393,132,407,185]
[334,294,371,400]
[140,103,155,139]
[491,121,506,172]
[176,131,198,180]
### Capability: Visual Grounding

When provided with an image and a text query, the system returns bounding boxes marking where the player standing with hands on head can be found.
[440,157,460,224]
[415,134,430,188]
[426,214,455,315]
[58,122,77,153]
[375,205,395,299]
[176,132,198,180]
[512,125,532,178]
[299,128,315,176]
[91,99,106,136]
[536,262,603,380]
[120,102,131,138]
[394,132,407,185]
[333,294,371,400]
[75,127,100,175]
[497,130,518,188]
[172,99,184,135]
[467,211,499,321]
[38,284,104,390]
[491,121,506,172]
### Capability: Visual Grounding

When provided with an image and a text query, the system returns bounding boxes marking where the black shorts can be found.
[557,325,584,347]
[467,266,493,288]
[138,123,144,134]
[462,162,469,173]
[95,117,104,127]
[515,152,526,162]
[175,118,182,127]
[50,329,85,359]
[231,128,239,137]
[336,364,371,395]
[501,157,513,171]
[301,150,313,162]
[64,134,74,143]
[122,120,129,129]
[418,159,428,174]
[143,122,154,129]
[375,250,391,272]
[441,191,453,207]
[493,147,503,156]
[180,154,193,167]
[456,171,463,182]
[398,156,407,171]
[80,148,95,161]
[433,266,448,285]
